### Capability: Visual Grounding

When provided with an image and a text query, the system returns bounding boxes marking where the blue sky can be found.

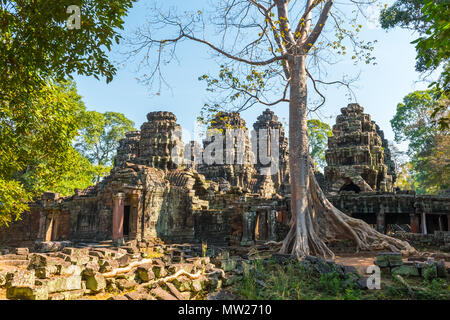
[73,0,429,151]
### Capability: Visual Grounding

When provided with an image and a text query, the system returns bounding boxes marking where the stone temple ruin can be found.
[1,104,449,250]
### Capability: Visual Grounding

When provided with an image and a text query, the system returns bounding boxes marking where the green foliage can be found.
[234,259,361,300]
[0,0,135,102]
[390,89,449,193]
[0,180,32,227]
[307,119,333,171]
[233,258,450,300]
[0,0,135,225]
[380,0,450,128]
[75,111,135,172]
[0,81,99,224]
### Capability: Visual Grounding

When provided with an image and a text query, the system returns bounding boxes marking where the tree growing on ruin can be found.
[0,1,135,225]
[129,0,414,258]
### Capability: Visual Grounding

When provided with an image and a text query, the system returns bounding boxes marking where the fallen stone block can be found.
[59,264,82,277]
[375,252,403,267]
[125,289,150,300]
[14,248,29,256]
[28,253,65,269]
[84,271,106,293]
[0,254,28,261]
[108,295,128,300]
[48,289,84,301]
[6,270,35,288]
[62,247,89,257]
[136,264,155,282]
[190,278,204,292]
[120,246,139,254]
[167,263,195,275]
[0,271,8,287]
[99,259,119,273]
[115,279,137,291]
[116,254,131,268]
[7,286,48,300]
[35,265,58,279]
[83,261,100,274]
[37,275,82,293]
[391,265,420,277]
[150,286,177,300]
[0,260,29,267]
[170,276,192,292]
[166,282,185,300]
[436,261,447,277]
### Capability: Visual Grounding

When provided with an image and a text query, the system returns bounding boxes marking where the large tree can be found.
[75,111,136,181]
[129,0,413,258]
[0,81,98,225]
[391,89,449,194]
[380,0,450,129]
[0,1,135,225]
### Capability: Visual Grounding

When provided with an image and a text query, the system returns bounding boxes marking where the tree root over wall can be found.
[280,167,415,259]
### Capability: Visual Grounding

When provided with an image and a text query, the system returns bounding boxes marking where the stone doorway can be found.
[123,205,131,237]
[340,182,361,193]
[254,211,269,241]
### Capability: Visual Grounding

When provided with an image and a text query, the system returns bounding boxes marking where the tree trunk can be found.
[280,55,414,259]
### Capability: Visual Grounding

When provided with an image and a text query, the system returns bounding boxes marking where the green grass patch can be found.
[231,259,450,300]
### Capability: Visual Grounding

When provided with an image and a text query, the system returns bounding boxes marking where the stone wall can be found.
[1,107,449,250]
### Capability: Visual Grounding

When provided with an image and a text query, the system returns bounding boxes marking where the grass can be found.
[231,259,450,300]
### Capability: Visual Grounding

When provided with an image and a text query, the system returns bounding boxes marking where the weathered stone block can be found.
[150,286,177,300]
[221,259,237,272]
[190,278,204,292]
[61,264,82,276]
[84,272,106,293]
[436,261,447,278]
[375,252,402,267]
[49,289,84,300]
[99,259,119,273]
[6,270,35,288]
[39,275,82,293]
[115,279,137,291]
[391,265,420,277]
[167,263,194,274]
[7,286,48,300]
[14,248,29,255]
[116,254,130,268]
[35,265,58,279]
[137,264,155,282]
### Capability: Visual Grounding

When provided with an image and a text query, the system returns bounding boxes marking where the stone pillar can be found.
[268,210,277,241]
[240,212,256,246]
[36,211,47,241]
[438,215,444,232]
[376,205,385,234]
[421,211,427,235]
[112,193,125,246]
[409,213,420,234]
[129,193,140,241]
[255,211,268,241]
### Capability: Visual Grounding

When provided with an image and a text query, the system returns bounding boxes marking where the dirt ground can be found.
[335,251,450,275]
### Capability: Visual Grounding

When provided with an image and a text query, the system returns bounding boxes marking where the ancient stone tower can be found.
[252,109,289,194]
[138,111,184,170]
[197,112,255,190]
[114,131,141,168]
[324,103,394,193]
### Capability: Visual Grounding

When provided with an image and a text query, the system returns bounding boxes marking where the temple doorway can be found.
[123,205,130,237]
[340,182,361,193]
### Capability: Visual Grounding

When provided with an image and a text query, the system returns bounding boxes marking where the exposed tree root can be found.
[103,258,153,278]
[280,167,416,259]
